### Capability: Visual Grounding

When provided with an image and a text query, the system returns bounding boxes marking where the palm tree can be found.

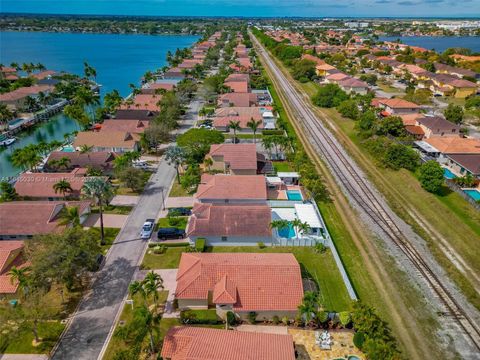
[143,271,164,312]
[57,206,80,228]
[246,118,262,144]
[297,221,311,238]
[135,306,159,355]
[298,291,318,325]
[56,156,71,171]
[129,280,148,306]
[262,136,274,158]
[73,87,100,123]
[79,144,94,154]
[0,103,14,129]
[203,157,213,172]
[64,104,90,129]
[165,146,186,184]
[270,219,290,237]
[9,266,30,297]
[82,177,113,245]
[228,120,241,144]
[53,179,73,199]
[291,218,304,240]
[11,146,42,172]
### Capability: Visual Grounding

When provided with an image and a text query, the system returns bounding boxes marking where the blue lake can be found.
[0,31,200,180]
[379,36,480,53]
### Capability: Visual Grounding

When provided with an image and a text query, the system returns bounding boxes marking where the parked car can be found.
[140,219,155,239]
[157,227,186,240]
[168,207,192,216]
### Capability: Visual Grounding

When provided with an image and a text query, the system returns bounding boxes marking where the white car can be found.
[140,219,155,239]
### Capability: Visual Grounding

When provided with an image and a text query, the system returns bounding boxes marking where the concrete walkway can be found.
[166,196,194,208]
[154,269,179,318]
[0,356,48,360]
[110,195,139,207]
[83,213,129,228]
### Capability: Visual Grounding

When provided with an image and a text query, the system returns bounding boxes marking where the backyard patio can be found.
[289,329,363,360]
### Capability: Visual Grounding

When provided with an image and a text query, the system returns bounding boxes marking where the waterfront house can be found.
[73,131,140,153]
[99,119,149,134]
[0,241,28,294]
[46,151,117,174]
[32,70,57,80]
[0,201,91,240]
[174,253,303,321]
[114,109,158,121]
[118,94,161,112]
[163,67,185,80]
[141,82,176,94]
[0,85,54,109]
[195,174,267,204]
[0,66,18,81]
[161,327,295,360]
[14,168,88,200]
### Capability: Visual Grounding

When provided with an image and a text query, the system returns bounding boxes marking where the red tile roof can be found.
[32,70,56,80]
[0,201,91,237]
[373,97,420,109]
[224,80,249,93]
[195,174,267,201]
[100,119,149,134]
[14,169,87,198]
[73,131,140,150]
[218,92,257,107]
[187,203,272,237]
[175,253,303,312]
[213,107,263,128]
[161,327,295,360]
[0,241,27,294]
[0,85,54,102]
[208,143,257,171]
[119,94,162,111]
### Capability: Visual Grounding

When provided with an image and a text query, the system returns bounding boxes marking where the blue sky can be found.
[1,0,479,18]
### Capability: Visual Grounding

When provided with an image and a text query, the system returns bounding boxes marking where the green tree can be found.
[376,116,404,137]
[337,99,359,120]
[270,219,290,236]
[143,123,170,150]
[297,291,319,325]
[291,59,316,82]
[53,179,73,199]
[383,143,419,171]
[358,110,376,132]
[228,120,241,144]
[0,181,18,202]
[246,118,262,143]
[118,167,146,192]
[180,164,201,192]
[143,271,164,312]
[418,160,444,194]
[57,206,81,228]
[444,103,464,124]
[176,128,224,163]
[8,266,30,297]
[311,84,349,108]
[64,104,90,129]
[11,145,41,172]
[0,103,14,127]
[103,89,123,114]
[82,177,113,245]
[165,146,186,184]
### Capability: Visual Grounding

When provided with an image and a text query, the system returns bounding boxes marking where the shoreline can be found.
[0,29,202,36]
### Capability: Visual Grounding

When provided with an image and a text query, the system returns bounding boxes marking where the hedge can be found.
[262,129,284,135]
[180,309,219,324]
[148,242,190,248]
[195,238,206,252]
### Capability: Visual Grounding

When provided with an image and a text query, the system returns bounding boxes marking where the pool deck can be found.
[268,185,305,200]
[288,329,364,360]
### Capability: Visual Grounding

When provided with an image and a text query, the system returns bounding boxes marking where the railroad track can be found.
[251,33,480,352]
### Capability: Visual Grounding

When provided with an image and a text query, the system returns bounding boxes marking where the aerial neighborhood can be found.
[0,14,479,360]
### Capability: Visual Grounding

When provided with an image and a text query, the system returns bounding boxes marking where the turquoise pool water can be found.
[443,168,457,179]
[278,224,296,239]
[463,189,480,201]
[8,118,24,127]
[286,190,303,201]
[62,145,75,152]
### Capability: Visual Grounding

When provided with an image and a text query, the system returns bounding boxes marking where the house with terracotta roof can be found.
[213,106,276,131]
[174,253,304,320]
[0,85,54,109]
[141,82,176,94]
[325,72,349,84]
[45,151,117,174]
[206,143,264,175]
[118,94,161,112]
[444,154,480,179]
[0,241,29,294]
[195,174,267,204]
[372,97,420,115]
[315,63,337,77]
[164,67,185,80]
[161,327,295,360]
[99,119,149,134]
[187,203,273,245]
[0,66,18,81]
[114,109,158,121]
[224,79,249,93]
[14,168,88,200]
[416,116,461,139]
[73,131,140,153]
[337,77,369,95]
[217,92,257,107]
[32,70,57,80]
[0,201,91,240]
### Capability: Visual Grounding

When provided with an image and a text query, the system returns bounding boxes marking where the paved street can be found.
[52,160,176,360]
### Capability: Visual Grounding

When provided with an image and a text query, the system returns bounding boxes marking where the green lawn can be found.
[91,205,133,215]
[86,227,121,253]
[2,321,65,354]
[168,181,194,197]
[103,291,169,360]
[377,82,403,94]
[141,247,188,270]
[156,217,188,231]
[180,309,219,324]
[273,161,294,172]
[209,246,352,311]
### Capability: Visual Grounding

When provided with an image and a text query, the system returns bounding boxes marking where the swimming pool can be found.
[443,167,457,179]
[278,224,296,239]
[463,189,480,201]
[8,118,24,128]
[62,145,75,152]
[286,190,303,201]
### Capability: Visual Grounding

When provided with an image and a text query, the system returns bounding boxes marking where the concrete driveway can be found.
[83,213,129,229]
[154,269,179,318]
[166,196,194,208]
[110,195,139,207]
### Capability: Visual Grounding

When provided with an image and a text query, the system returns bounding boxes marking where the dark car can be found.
[168,207,192,216]
[157,227,186,240]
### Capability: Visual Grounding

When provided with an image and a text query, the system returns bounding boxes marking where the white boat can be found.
[0,137,16,146]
